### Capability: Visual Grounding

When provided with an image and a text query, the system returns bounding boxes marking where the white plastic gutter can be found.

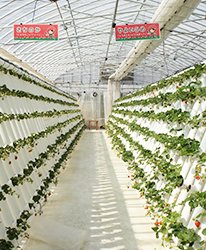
[110,0,201,81]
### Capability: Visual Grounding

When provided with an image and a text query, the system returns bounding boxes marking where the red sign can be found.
[115,23,160,41]
[14,24,58,40]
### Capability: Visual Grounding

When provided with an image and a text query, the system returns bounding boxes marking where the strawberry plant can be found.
[0,239,14,250]
[0,114,82,160]
[181,191,206,211]
[0,64,76,101]
[6,227,21,241]
[106,63,206,249]
[0,84,78,107]
[0,63,87,249]
[114,63,206,103]
[0,191,6,201]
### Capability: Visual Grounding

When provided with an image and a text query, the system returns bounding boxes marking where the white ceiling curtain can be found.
[0,0,205,87]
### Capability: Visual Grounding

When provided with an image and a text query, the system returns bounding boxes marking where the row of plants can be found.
[0,114,82,161]
[107,118,206,193]
[0,116,83,201]
[113,80,206,109]
[112,101,206,180]
[106,119,206,249]
[109,115,201,157]
[0,64,85,249]
[115,63,206,103]
[0,108,80,124]
[112,107,205,129]
[0,84,78,107]
[107,119,184,190]
[10,119,84,191]
[106,65,206,249]
[0,64,76,102]
[109,112,206,188]
[0,123,86,249]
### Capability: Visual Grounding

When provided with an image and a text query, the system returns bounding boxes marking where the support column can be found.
[105,78,121,123]
[105,78,113,122]
[113,80,121,102]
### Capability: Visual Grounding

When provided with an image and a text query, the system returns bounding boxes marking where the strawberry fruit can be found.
[195,221,200,227]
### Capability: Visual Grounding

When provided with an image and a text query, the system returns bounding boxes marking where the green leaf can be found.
[165,237,171,242]
[0,239,14,250]
[152,226,158,232]
[189,200,198,209]
[160,226,167,235]
[199,240,205,246]
[33,195,41,203]
[202,228,206,235]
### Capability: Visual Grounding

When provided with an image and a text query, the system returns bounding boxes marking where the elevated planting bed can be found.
[106,63,206,250]
[0,63,86,249]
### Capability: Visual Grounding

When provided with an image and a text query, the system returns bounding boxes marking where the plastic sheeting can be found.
[78,91,105,128]
[77,83,120,127]
[110,0,201,81]
[28,216,88,250]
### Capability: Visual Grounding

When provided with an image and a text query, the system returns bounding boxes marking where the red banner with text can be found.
[115,23,160,41]
[14,24,58,40]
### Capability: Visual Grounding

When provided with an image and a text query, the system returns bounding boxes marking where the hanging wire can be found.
[162,30,169,77]
[32,0,38,23]
[103,0,119,68]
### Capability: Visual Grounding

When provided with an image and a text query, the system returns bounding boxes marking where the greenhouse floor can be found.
[25,130,165,250]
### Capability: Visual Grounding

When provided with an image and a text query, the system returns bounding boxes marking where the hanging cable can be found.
[66,0,83,67]
[32,0,38,23]
[55,1,79,67]
[103,0,119,68]
[162,38,169,77]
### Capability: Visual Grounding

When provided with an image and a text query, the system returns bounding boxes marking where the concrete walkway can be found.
[25,130,164,250]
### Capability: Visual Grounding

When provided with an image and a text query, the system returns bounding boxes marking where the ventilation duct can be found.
[110,0,201,81]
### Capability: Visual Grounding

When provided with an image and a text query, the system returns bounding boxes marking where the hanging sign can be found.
[115,23,160,41]
[14,24,58,40]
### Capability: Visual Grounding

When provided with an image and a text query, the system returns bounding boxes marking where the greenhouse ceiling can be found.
[0,0,206,86]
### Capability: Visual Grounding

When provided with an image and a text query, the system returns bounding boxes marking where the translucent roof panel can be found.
[0,0,205,86]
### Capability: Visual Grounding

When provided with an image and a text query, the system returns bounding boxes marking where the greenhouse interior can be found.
[0,0,206,249]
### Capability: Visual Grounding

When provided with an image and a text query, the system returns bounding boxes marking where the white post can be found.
[105,79,121,123]
[113,80,121,102]
[105,78,113,122]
